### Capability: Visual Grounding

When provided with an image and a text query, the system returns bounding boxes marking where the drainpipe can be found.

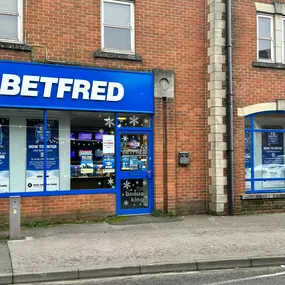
[226,0,234,216]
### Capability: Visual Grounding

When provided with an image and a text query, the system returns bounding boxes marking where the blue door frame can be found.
[115,129,154,215]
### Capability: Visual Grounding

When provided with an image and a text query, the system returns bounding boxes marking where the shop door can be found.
[116,131,153,215]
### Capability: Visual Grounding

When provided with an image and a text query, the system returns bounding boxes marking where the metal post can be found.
[9,196,21,240]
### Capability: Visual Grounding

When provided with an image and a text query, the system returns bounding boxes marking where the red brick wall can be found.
[0,0,208,218]
[0,194,115,226]
[233,0,285,213]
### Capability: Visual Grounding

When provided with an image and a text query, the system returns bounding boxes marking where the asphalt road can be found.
[17,266,285,285]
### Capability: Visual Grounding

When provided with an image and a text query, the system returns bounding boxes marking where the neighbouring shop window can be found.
[0,0,23,42]
[101,0,135,53]
[244,113,285,193]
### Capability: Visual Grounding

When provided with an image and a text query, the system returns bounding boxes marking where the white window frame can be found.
[0,0,23,43]
[101,0,135,54]
[282,18,285,63]
[257,14,274,62]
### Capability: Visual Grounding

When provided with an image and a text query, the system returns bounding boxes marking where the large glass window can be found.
[0,109,117,194]
[245,113,285,193]
[47,111,116,191]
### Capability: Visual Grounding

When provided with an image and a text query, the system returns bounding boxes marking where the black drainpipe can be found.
[226,0,234,216]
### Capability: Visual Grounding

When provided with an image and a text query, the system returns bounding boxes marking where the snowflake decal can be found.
[108,178,114,186]
[122,135,128,142]
[98,182,101,186]
[143,118,149,124]
[143,135,148,141]
[99,129,104,134]
[124,200,129,206]
[104,117,115,128]
[129,116,139,126]
[123,180,131,189]
[136,181,139,185]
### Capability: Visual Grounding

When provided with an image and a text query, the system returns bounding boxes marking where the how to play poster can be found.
[26,119,59,191]
[262,127,284,188]
[0,118,9,193]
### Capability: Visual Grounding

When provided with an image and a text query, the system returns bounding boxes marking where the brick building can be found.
[0,0,285,225]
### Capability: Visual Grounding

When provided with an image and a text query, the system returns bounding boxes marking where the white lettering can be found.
[0,74,125,102]
[57,78,73,98]
[72,79,90,100]
[40,77,59,98]
[21,75,40,97]
[0,74,21,95]
[90,81,107,101]
[107,82,124,102]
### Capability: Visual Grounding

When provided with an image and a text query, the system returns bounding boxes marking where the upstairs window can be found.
[101,0,135,54]
[0,0,22,42]
[257,15,274,61]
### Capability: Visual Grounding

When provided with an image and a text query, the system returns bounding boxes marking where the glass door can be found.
[116,131,153,214]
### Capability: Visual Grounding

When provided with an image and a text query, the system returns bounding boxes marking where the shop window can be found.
[0,109,116,194]
[47,111,116,191]
[0,0,22,42]
[257,15,274,61]
[101,0,135,53]
[244,113,285,193]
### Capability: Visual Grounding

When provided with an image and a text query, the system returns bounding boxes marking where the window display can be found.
[69,112,115,190]
[120,134,148,171]
[245,113,285,193]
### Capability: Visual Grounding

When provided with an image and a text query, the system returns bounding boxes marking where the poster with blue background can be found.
[0,118,9,193]
[262,127,284,188]
[26,119,59,191]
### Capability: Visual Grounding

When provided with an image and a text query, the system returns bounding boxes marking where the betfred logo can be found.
[0,74,124,102]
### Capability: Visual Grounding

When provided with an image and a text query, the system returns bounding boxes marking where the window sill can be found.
[252,61,285,69]
[241,193,285,200]
[94,50,142,62]
[0,41,32,52]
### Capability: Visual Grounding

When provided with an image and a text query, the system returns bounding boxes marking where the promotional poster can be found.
[103,155,115,173]
[262,127,284,188]
[26,119,59,191]
[0,118,9,193]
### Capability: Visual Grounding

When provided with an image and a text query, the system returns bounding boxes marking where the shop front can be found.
[0,61,154,215]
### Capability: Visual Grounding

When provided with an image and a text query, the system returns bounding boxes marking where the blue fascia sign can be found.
[0,61,154,113]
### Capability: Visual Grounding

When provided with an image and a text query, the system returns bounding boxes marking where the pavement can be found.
[1,213,285,284]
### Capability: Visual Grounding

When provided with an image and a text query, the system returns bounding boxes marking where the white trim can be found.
[0,0,23,43]
[237,102,277,117]
[101,0,135,54]
[255,3,274,14]
[257,14,274,62]
[282,18,285,63]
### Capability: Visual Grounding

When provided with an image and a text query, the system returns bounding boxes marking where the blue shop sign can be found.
[0,61,154,113]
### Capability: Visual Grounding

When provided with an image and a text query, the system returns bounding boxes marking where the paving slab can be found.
[6,214,285,276]
[0,241,12,274]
